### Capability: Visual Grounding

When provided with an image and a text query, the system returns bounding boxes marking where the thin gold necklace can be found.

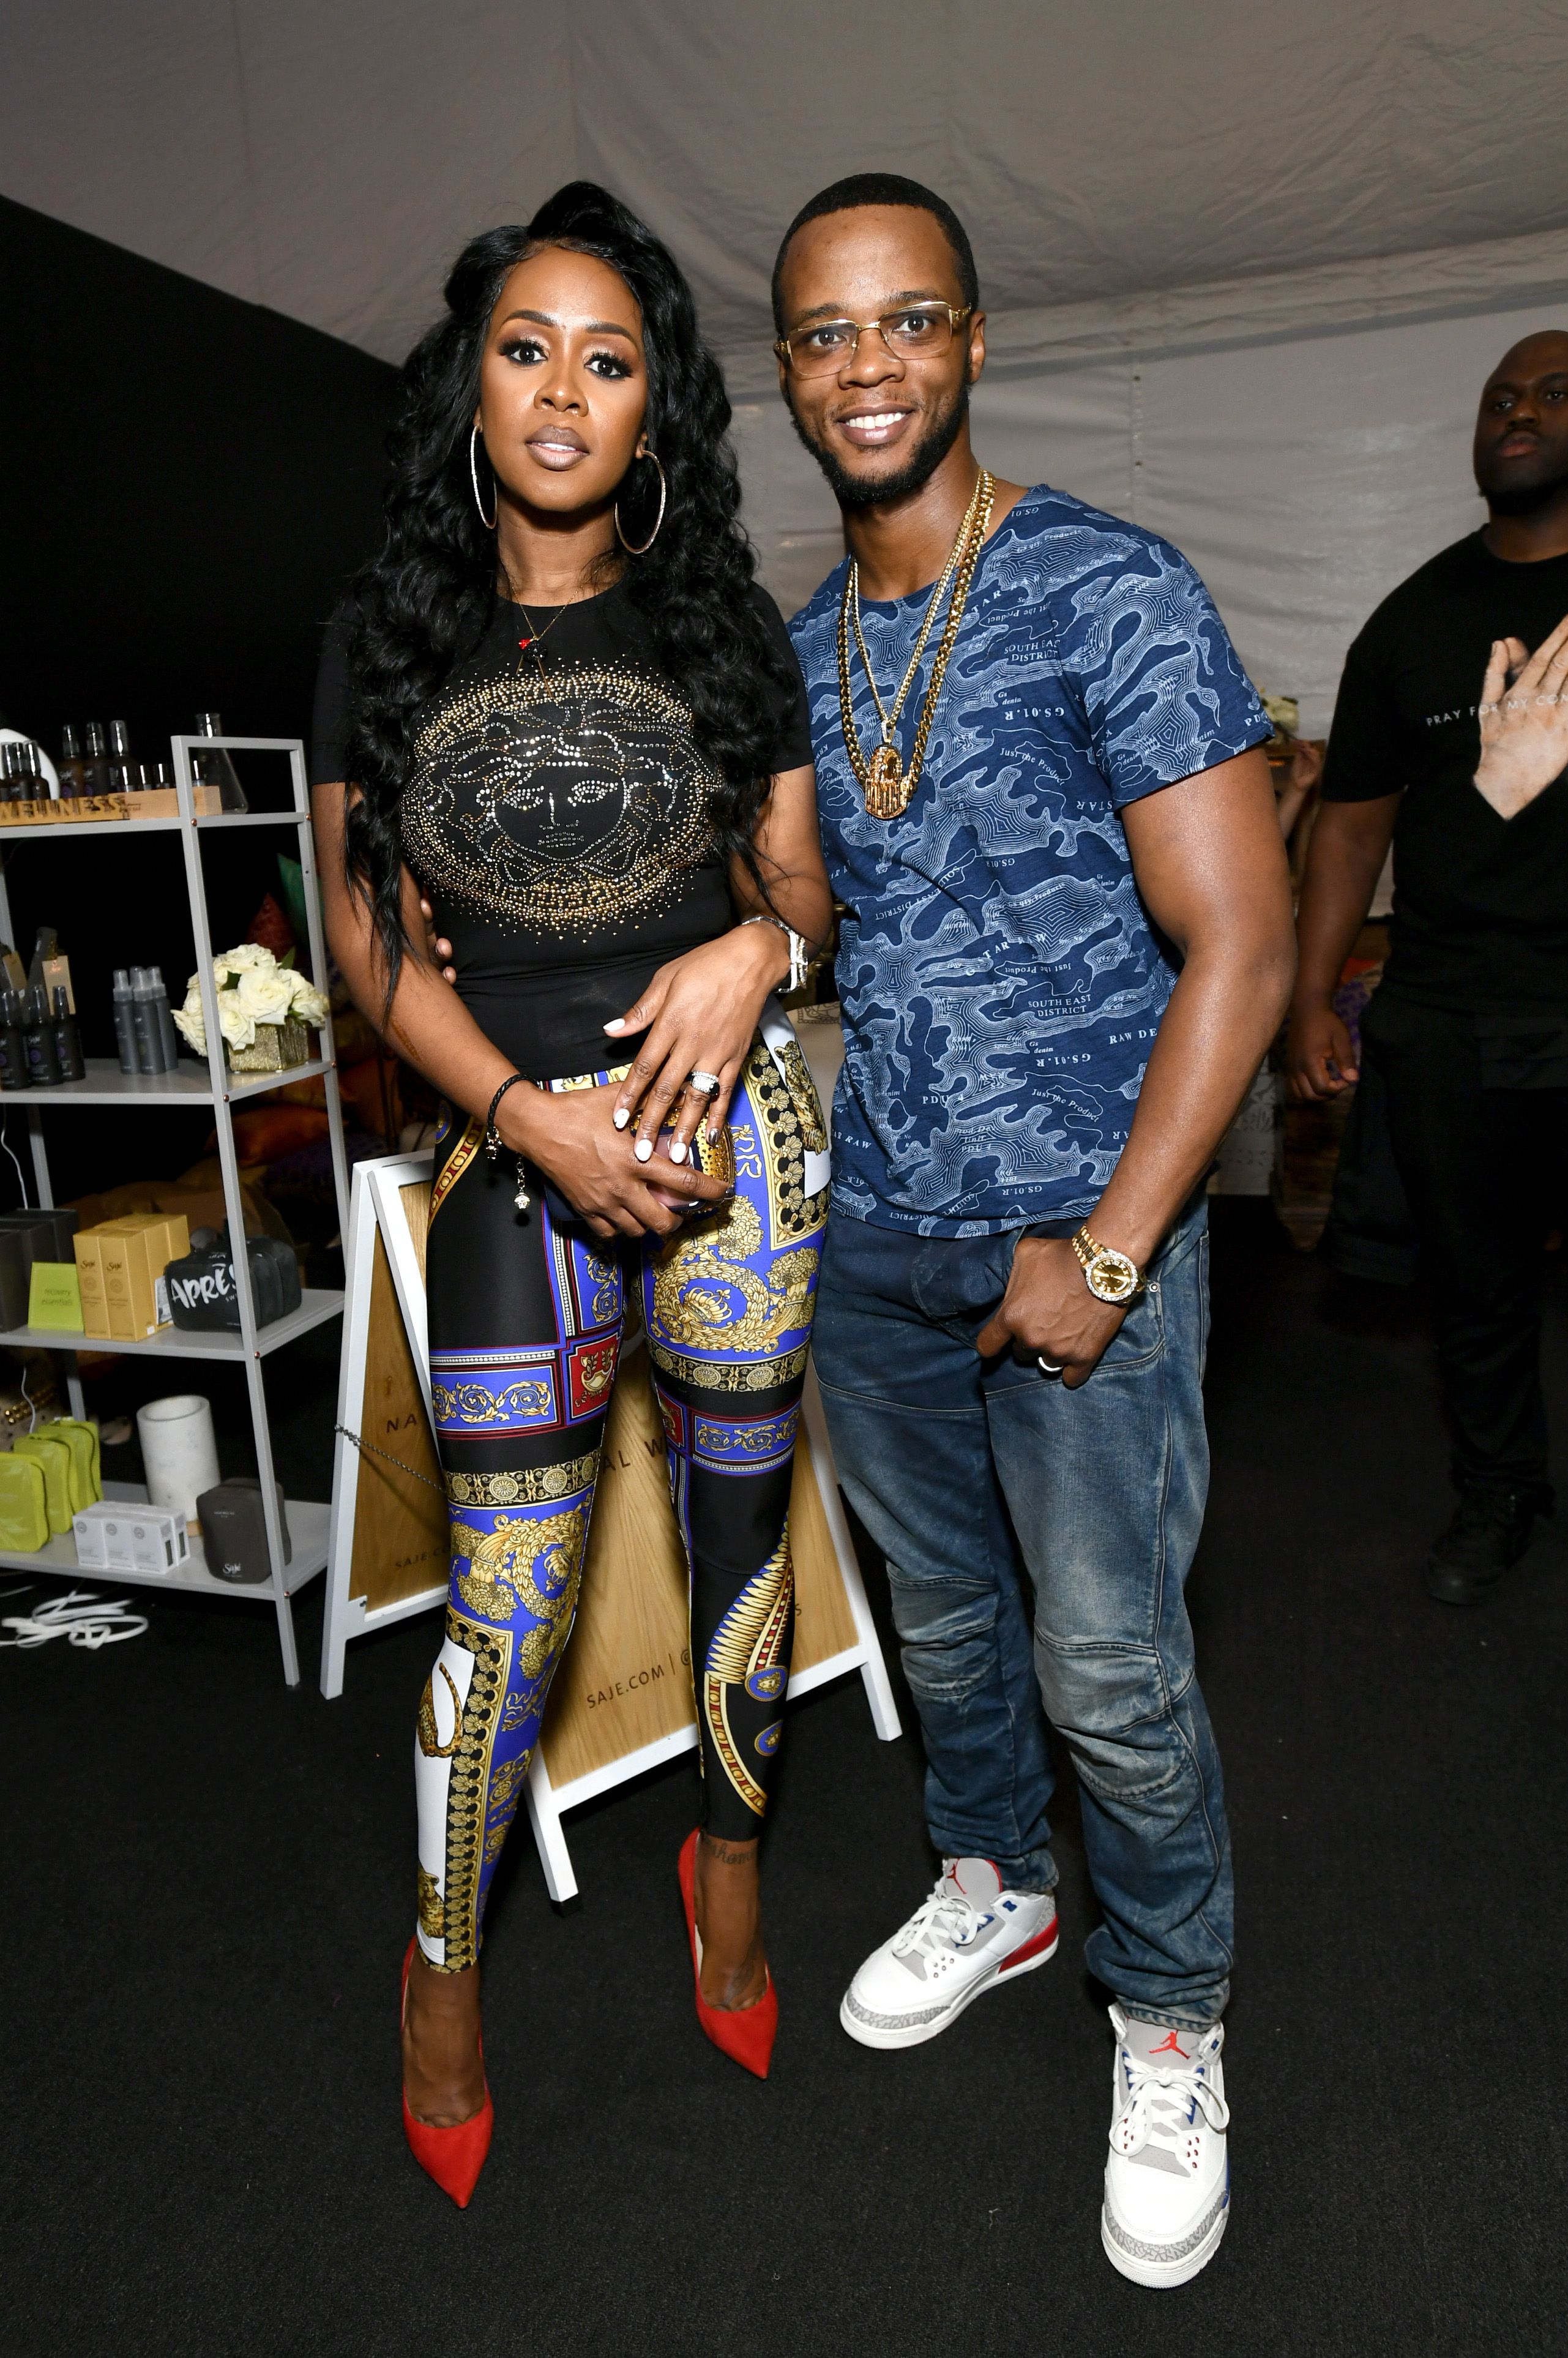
[838,471,995,820]
[513,599,567,664]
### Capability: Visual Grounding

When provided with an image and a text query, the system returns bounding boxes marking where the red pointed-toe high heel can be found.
[678,1828,778,2079]
[400,1938,494,2207]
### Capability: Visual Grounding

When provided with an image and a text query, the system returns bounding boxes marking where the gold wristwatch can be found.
[1071,1225,1145,1304]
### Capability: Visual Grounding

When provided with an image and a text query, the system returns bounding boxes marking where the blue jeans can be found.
[813,1197,1232,2028]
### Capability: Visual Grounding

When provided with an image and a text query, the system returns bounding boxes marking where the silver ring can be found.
[1036,1357,1065,1379]
[687,1068,723,1098]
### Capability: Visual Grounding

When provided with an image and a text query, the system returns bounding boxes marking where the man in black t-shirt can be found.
[1287,330,1568,1602]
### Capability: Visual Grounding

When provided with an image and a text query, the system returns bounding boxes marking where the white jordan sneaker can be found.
[840,1858,1058,2049]
[1101,2005,1231,2288]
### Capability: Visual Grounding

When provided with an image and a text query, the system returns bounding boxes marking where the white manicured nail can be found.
[613,1109,630,1129]
[668,1141,687,1163]
[634,1138,652,1161]
[603,1018,625,1033]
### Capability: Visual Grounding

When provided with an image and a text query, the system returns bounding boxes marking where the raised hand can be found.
[1474,616,1568,818]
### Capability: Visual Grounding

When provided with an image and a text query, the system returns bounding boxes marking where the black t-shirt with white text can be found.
[1322,531,1568,1012]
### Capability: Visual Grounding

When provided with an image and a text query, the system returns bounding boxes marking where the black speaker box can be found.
[195,1475,293,1584]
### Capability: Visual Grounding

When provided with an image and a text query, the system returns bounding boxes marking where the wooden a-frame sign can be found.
[320,1149,900,1900]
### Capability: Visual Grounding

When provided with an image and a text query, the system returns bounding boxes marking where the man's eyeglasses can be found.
[774,304,973,378]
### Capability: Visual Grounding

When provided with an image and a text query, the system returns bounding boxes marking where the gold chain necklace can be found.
[837,470,996,820]
[850,467,984,742]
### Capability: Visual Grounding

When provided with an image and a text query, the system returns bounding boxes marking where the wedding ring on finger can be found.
[1037,1356,1066,1380]
[687,1068,723,1098]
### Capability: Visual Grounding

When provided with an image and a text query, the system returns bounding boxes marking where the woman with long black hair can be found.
[312,182,832,2205]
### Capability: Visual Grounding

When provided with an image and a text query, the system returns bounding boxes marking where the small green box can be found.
[28,1260,84,1331]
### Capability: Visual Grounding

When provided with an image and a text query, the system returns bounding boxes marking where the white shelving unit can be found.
[0,1480,330,1600]
[0,737,351,1683]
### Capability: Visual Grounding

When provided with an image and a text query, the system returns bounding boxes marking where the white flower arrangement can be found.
[173,945,330,1057]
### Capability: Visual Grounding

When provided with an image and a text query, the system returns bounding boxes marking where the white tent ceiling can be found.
[7,0,1568,382]
[9,4,1568,732]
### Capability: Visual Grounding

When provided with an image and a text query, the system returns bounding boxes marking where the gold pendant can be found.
[865,741,911,821]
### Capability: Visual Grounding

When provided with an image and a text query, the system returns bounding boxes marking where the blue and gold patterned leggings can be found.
[412,1014,828,1972]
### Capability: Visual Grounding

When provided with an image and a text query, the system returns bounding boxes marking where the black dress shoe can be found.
[1425,1486,1536,1605]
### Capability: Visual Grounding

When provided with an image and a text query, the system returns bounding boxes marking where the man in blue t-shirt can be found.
[774,175,1292,2289]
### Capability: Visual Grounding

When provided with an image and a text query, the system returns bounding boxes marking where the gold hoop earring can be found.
[469,424,496,531]
[614,451,666,555]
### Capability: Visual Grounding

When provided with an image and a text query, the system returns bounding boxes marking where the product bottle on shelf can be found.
[11,741,48,800]
[130,968,166,1074]
[108,720,135,793]
[81,722,110,795]
[0,992,30,1090]
[2,743,43,803]
[192,713,248,813]
[149,968,180,1068]
[110,968,138,1074]
[21,986,63,1085]
[51,986,85,1082]
[58,725,87,799]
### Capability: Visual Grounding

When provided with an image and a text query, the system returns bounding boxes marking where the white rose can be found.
[287,975,329,1028]
[233,965,295,1024]
[173,989,207,1056]
[217,943,275,976]
[217,994,256,1049]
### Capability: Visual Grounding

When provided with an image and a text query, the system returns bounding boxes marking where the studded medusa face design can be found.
[447,700,674,860]
[403,657,721,932]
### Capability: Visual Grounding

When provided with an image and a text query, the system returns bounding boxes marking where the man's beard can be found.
[786,379,969,510]
[1477,446,1568,516]
[1483,471,1568,517]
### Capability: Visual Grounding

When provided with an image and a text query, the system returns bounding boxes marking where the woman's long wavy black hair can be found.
[339,180,796,1000]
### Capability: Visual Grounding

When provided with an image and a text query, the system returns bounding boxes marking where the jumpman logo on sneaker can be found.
[1150,2031,1190,2059]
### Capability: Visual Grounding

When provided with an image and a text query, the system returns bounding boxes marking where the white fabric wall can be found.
[734,300,1568,734]
[7,1,1568,372]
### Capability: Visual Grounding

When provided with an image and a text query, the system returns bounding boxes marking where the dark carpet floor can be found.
[3,1202,1565,2358]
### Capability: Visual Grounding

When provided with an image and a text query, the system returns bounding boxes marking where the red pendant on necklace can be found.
[518,637,532,651]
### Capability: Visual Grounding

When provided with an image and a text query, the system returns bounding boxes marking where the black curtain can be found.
[0,196,400,1203]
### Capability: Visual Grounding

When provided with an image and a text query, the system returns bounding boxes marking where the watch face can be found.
[1087,1250,1139,1303]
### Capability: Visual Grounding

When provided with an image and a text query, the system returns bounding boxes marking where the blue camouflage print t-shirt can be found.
[788,484,1269,1237]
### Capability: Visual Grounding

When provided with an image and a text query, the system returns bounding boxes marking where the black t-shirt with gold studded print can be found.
[311,579,813,1079]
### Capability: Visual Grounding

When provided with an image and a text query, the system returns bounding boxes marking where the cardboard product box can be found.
[0,1207,78,1262]
[0,1229,31,1330]
[0,1211,65,1327]
[97,1213,191,1341]
[27,1261,83,1331]
[72,1500,190,1573]
[73,1229,109,1338]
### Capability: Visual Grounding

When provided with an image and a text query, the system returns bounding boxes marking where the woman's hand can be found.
[605,925,789,1167]
[499,1080,730,1241]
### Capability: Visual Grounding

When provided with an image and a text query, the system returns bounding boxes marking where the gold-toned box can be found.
[229,1019,310,1073]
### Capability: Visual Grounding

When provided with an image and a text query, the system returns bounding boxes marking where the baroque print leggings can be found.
[413,1010,829,1973]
